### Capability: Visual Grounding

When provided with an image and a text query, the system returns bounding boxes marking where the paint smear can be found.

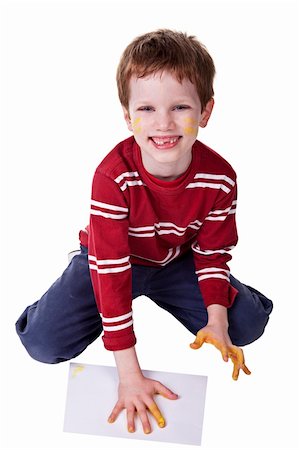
[183,117,198,135]
[132,117,142,134]
[148,402,165,428]
[71,365,85,378]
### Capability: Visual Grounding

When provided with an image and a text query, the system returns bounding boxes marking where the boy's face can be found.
[123,70,214,177]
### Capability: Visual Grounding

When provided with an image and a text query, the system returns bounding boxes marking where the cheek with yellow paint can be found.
[131,117,142,134]
[183,117,199,136]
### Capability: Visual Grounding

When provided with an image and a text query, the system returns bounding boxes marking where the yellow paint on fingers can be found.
[190,329,252,380]
[148,403,165,428]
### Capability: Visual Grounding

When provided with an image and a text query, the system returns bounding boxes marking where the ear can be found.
[122,106,133,131]
[199,98,214,128]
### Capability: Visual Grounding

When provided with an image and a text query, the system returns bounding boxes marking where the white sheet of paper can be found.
[63,363,207,446]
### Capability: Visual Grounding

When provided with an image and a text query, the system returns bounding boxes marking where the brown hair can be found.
[116,29,215,112]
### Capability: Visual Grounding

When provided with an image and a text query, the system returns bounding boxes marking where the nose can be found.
[155,110,174,131]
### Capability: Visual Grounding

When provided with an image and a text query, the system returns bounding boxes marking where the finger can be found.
[108,401,123,423]
[148,401,165,428]
[233,346,244,365]
[234,350,251,376]
[136,404,152,434]
[154,381,179,400]
[190,330,206,349]
[126,407,136,433]
[242,364,251,376]
[191,331,223,354]
[205,336,229,361]
[227,347,241,380]
[219,345,229,362]
[200,334,229,362]
[232,360,240,381]
[228,346,250,380]
[232,361,251,380]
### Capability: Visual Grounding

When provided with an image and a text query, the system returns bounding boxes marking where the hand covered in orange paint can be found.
[190,326,251,380]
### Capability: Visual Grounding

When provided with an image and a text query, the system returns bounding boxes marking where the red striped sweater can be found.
[80,136,239,351]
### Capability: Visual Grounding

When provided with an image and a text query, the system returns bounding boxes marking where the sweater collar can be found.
[133,138,201,194]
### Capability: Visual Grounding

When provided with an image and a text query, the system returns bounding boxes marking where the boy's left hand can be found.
[189,326,251,380]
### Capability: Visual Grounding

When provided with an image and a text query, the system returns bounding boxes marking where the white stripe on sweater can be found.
[101,311,132,323]
[114,172,145,192]
[114,171,139,184]
[119,180,145,191]
[197,273,230,282]
[91,199,128,212]
[88,255,131,274]
[192,243,235,255]
[90,209,127,219]
[186,173,235,193]
[194,173,235,186]
[208,200,237,216]
[186,182,231,194]
[206,200,237,221]
[89,263,131,274]
[206,210,236,221]
[128,220,202,238]
[89,255,130,265]
[131,246,181,266]
[129,231,155,237]
[103,320,133,332]
[196,267,230,276]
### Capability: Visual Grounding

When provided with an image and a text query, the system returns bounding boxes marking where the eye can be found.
[138,106,154,112]
[174,105,190,111]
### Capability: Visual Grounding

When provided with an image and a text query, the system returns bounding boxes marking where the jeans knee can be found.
[230,323,266,347]
[228,283,273,346]
[20,339,67,364]
[16,325,67,364]
[15,311,70,364]
[229,312,271,346]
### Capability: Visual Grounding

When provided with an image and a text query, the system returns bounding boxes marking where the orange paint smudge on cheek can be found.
[184,126,197,135]
[183,117,198,135]
[132,117,142,134]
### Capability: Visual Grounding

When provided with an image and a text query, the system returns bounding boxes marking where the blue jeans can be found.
[15,246,273,363]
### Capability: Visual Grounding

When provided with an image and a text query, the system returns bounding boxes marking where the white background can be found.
[1,0,298,449]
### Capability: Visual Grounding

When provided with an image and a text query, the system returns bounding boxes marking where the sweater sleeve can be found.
[88,169,136,351]
[192,177,239,308]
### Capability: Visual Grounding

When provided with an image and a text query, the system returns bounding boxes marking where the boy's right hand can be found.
[108,373,178,434]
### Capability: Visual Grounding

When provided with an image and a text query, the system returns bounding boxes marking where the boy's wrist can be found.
[113,346,143,381]
[117,363,144,382]
[207,304,228,328]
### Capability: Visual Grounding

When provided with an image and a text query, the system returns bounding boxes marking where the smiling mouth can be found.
[150,136,182,146]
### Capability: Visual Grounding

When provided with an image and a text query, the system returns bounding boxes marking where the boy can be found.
[16,29,273,435]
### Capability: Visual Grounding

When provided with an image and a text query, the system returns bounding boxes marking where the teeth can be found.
[152,137,179,145]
